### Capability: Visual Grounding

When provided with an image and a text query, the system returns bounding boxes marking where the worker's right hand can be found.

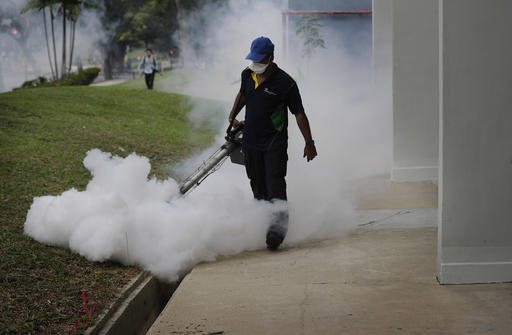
[304,144,317,162]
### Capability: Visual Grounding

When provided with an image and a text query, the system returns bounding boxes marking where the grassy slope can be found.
[0,86,219,334]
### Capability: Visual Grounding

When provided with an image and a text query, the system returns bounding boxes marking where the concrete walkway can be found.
[147,212,512,334]
[354,175,438,210]
[90,79,127,87]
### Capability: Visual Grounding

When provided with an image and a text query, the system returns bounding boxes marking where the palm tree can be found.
[49,2,59,79]
[68,5,77,73]
[60,1,67,77]
[60,0,99,75]
[23,0,99,79]
[66,1,98,73]
[42,6,55,79]
[22,0,58,79]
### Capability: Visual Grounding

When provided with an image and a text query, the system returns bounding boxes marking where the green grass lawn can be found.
[0,85,221,334]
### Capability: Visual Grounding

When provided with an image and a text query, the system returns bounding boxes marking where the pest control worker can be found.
[137,48,159,89]
[228,36,317,251]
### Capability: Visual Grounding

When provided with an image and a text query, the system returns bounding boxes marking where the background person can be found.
[228,36,317,251]
[137,48,159,89]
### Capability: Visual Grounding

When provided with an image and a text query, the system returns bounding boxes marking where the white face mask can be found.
[249,61,269,74]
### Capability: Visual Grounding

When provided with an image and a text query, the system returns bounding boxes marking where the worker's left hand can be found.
[232,119,244,127]
[304,144,317,162]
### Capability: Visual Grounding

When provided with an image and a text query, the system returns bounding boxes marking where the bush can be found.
[21,76,48,88]
[62,67,101,86]
[19,67,101,89]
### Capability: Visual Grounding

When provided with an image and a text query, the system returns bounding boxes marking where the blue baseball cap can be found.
[245,37,274,62]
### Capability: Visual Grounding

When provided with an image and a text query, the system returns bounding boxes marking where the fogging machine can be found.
[178,123,244,195]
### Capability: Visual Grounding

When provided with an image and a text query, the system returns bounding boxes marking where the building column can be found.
[372,0,393,130]
[391,0,439,181]
[438,0,512,284]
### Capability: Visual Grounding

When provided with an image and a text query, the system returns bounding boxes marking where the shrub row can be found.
[21,67,101,88]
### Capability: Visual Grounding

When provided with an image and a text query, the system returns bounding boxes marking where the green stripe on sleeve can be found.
[271,103,287,132]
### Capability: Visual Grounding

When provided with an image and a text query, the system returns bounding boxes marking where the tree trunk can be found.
[43,8,55,79]
[100,36,118,81]
[0,57,4,92]
[61,5,67,78]
[50,7,59,79]
[68,20,76,73]
[103,56,112,80]
[103,46,117,80]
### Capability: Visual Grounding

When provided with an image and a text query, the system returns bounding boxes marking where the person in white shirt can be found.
[137,48,159,89]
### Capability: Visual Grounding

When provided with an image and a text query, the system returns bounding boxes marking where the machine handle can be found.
[225,122,244,143]
[226,121,234,135]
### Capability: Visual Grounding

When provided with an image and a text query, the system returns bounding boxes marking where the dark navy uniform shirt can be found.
[239,64,304,151]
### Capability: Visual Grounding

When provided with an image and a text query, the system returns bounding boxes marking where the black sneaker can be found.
[266,231,284,251]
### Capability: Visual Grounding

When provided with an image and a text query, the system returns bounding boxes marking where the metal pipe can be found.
[282,0,289,59]
[178,141,239,195]
[178,124,244,195]
[282,9,373,15]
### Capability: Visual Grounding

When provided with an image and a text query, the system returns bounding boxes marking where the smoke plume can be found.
[24,0,391,281]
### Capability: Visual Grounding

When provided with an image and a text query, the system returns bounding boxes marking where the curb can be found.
[85,271,178,335]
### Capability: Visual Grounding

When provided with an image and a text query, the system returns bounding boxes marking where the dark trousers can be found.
[144,72,155,89]
[244,147,289,237]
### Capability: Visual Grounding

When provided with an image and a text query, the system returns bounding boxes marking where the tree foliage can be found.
[295,15,327,59]
[117,0,178,49]
[21,0,227,80]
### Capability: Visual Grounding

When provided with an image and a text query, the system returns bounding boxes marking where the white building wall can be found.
[372,0,393,127]
[392,0,439,181]
[438,0,512,284]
